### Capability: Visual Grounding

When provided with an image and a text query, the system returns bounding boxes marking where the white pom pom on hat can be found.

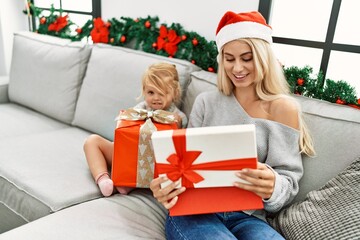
[215,11,273,52]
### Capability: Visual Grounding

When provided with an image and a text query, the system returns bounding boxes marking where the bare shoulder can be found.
[269,97,300,130]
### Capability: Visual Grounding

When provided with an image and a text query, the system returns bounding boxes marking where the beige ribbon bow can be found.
[116,108,177,124]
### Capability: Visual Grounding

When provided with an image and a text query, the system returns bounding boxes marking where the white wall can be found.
[0,0,29,76]
[102,0,259,41]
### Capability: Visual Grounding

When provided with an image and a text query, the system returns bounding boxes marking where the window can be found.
[30,0,101,31]
[259,0,360,93]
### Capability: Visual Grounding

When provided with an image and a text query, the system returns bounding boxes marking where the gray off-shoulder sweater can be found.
[188,90,303,220]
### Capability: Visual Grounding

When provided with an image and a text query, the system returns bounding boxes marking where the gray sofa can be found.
[0,31,359,239]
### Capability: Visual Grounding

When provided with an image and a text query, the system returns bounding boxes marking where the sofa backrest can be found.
[185,70,360,204]
[292,95,360,203]
[182,70,218,117]
[72,44,201,140]
[8,31,91,124]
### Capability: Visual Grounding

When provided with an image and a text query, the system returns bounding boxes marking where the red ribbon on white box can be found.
[156,129,257,188]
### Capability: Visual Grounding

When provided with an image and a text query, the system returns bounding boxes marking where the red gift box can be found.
[152,125,264,216]
[112,109,178,188]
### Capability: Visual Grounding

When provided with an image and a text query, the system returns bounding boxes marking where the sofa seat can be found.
[0,126,102,229]
[0,190,167,240]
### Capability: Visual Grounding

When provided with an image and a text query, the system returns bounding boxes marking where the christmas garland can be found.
[23,2,360,109]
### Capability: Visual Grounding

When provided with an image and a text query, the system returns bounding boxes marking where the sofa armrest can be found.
[0,76,9,103]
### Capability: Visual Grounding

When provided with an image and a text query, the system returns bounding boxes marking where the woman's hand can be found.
[150,176,186,209]
[233,162,275,200]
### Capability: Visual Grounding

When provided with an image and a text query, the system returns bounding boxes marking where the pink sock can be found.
[116,186,134,195]
[95,173,114,197]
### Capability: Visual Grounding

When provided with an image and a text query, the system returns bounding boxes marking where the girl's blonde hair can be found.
[140,62,181,104]
[217,38,315,156]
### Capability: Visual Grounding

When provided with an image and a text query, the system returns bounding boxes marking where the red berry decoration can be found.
[40,17,46,25]
[208,67,214,72]
[152,43,157,48]
[134,18,139,22]
[191,60,196,64]
[336,98,345,105]
[181,35,187,41]
[145,21,151,28]
[192,38,198,46]
[109,38,114,43]
[120,35,126,43]
[75,28,82,34]
[297,78,304,86]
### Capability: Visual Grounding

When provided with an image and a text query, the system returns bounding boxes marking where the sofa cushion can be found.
[293,95,360,203]
[72,44,200,140]
[8,31,91,124]
[0,127,101,224]
[0,190,167,240]
[182,70,217,117]
[269,156,360,240]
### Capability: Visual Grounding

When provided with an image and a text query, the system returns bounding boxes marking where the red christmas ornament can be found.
[336,98,345,105]
[152,43,157,48]
[75,28,82,34]
[120,35,126,43]
[109,38,114,43]
[348,104,360,110]
[181,35,187,41]
[145,21,151,28]
[191,60,196,64]
[40,17,46,25]
[208,67,214,72]
[297,78,304,86]
[192,38,198,46]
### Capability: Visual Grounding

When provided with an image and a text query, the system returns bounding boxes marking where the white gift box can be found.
[151,124,258,188]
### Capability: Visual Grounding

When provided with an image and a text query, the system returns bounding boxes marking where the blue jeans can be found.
[165,212,284,240]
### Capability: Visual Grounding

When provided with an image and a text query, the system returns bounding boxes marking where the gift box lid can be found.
[151,124,257,188]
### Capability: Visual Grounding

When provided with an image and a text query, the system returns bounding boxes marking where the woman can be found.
[150,11,315,239]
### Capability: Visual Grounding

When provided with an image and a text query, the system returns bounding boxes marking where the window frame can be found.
[259,0,360,87]
[29,0,101,30]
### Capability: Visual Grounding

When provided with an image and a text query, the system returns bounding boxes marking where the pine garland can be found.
[23,2,360,110]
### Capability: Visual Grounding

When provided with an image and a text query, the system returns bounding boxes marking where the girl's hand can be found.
[233,162,275,200]
[150,176,186,209]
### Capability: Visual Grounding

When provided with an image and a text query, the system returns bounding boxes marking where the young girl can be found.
[150,11,315,240]
[84,62,187,197]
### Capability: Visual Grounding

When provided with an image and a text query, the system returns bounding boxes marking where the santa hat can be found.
[215,11,272,51]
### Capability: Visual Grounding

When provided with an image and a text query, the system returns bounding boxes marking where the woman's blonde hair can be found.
[217,38,315,156]
[140,62,181,104]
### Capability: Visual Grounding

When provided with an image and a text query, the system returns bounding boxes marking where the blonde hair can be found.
[218,38,315,156]
[140,62,181,104]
